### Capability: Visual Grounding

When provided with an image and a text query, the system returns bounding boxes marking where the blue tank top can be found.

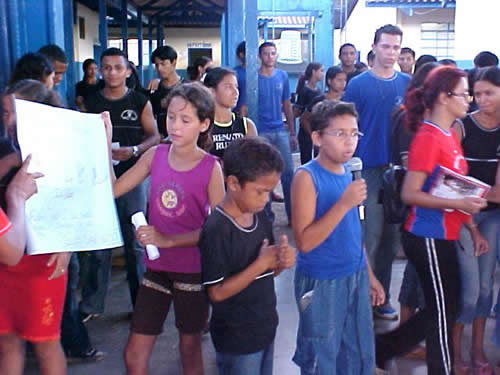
[297,160,365,280]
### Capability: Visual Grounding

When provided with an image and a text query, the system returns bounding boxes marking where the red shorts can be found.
[0,254,67,342]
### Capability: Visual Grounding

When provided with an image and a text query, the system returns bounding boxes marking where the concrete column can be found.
[99,0,108,52]
[121,0,128,55]
[137,7,144,84]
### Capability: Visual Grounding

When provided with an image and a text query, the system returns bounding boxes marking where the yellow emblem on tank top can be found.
[161,189,178,209]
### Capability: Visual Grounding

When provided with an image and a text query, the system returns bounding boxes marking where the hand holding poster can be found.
[15,99,123,254]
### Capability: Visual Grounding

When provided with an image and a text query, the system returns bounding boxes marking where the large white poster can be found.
[15,99,123,254]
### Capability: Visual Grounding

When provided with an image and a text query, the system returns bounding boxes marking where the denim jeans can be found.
[293,268,375,375]
[362,166,400,301]
[61,254,92,355]
[457,209,500,324]
[79,182,147,312]
[398,261,425,310]
[260,130,294,222]
[216,342,274,375]
[79,249,112,315]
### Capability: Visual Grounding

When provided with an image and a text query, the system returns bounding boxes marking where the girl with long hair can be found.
[375,66,488,375]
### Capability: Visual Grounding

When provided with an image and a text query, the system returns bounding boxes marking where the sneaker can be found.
[402,344,426,361]
[66,348,105,364]
[374,304,399,321]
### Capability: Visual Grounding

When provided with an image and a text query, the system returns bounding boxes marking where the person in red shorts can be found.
[0,79,70,375]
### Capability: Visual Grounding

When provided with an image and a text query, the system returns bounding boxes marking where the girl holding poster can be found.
[0,79,70,375]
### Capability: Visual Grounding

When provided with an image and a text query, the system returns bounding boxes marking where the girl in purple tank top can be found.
[106,83,225,375]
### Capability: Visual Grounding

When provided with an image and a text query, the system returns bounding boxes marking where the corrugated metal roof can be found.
[258,16,314,28]
[366,0,455,6]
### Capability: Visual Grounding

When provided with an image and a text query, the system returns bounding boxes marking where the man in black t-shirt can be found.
[199,137,295,374]
[338,43,360,83]
[83,48,160,318]
[147,45,184,138]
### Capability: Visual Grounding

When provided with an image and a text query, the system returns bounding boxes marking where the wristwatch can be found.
[132,146,140,157]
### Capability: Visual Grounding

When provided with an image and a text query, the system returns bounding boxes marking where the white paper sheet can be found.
[15,99,123,254]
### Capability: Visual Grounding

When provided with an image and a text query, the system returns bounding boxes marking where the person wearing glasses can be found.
[376,66,488,375]
[291,100,385,374]
[451,66,500,375]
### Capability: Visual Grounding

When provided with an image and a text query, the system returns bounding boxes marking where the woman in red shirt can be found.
[376,66,488,375]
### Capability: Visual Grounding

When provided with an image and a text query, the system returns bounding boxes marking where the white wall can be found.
[163,28,221,69]
[74,3,99,63]
[337,1,397,64]
[455,0,500,65]
[397,8,454,59]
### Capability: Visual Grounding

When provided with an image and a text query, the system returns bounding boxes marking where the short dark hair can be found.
[165,82,215,150]
[439,58,456,67]
[374,24,403,45]
[203,67,236,89]
[223,137,283,185]
[414,54,437,73]
[310,100,358,133]
[325,65,345,88]
[100,47,128,65]
[38,44,67,64]
[367,50,375,62]
[151,45,177,63]
[339,43,356,56]
[83,58,97,72]
[236,41,245,57]
[259,41,276,56]
[400,47,415,58]
[9,53,54,87]
[474,51,499,68]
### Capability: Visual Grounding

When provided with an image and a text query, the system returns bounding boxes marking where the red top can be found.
[404,121,469,240]
[0,208,11,237]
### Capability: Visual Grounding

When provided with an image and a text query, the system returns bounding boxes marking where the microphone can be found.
[347,157,365,221]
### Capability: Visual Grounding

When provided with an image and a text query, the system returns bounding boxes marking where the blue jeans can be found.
[79,182,147,311]
[293,268,375,375]
[79,249,112,314]
[216,342,274,375]
[457,209,500,324]
[61,254,92,355]
[260,130,294,222]
[362,166,400,301]
[398,261,425,310]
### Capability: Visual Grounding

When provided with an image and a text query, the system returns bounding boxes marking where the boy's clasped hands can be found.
[258,235,296,274]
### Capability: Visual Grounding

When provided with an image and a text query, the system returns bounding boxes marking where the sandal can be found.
[472,359,493,375]
[454,362,472,375]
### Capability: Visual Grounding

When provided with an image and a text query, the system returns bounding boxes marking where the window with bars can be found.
[108,39,158,66]
[420,22,455,60]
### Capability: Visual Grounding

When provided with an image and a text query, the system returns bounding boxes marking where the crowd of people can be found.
[1,22,500,375]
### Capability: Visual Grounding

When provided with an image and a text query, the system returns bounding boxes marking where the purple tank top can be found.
[146,144,216,273]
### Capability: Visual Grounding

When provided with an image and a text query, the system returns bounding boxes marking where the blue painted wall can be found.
[0,0,74,104]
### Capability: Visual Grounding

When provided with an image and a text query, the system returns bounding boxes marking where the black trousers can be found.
[298,127,318,165]
[376,231,459,375]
